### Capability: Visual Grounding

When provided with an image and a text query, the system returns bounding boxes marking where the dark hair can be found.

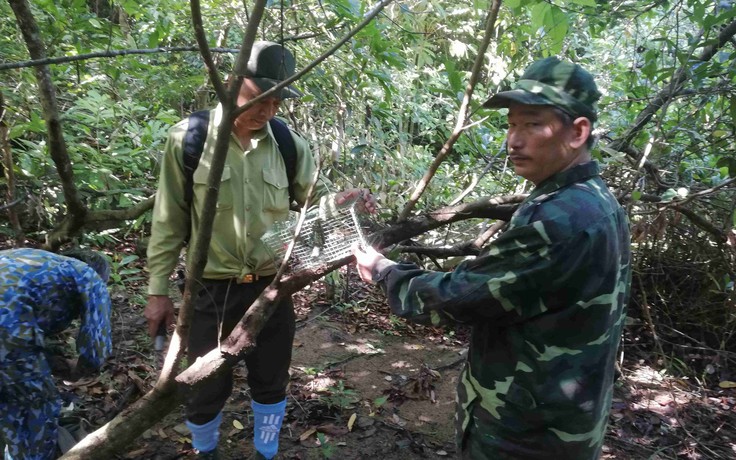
[62,249,111,282]
[551,106,596,150]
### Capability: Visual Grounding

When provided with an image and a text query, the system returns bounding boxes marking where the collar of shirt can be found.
[526,161,600,203]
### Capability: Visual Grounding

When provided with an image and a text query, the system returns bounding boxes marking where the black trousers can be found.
[185,277,295,425]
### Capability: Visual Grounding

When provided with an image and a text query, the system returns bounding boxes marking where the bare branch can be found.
[0,47,241,71]
[672,205,727,241]
[190,0,227,101]
[609,18,736,153]
[398,0,502,221]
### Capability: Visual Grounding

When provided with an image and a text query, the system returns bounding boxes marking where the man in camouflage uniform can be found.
[0,248,112,460]
[353,57,631,459]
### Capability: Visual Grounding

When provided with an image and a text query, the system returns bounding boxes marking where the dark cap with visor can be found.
[483,57,601,121]
[242,41,302,99]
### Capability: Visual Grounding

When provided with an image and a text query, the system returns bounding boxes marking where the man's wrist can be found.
[372,258,396,282]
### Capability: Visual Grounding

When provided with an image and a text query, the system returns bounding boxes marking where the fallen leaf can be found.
[719,381,736,389]
[299,427,317,442]
[317,423,349,436]
[57,426,77,454]
[62,377,96,387]
[172,423,189,436]
[436,450,448,456]
[358,427,377,439]
[347,413,357,432]
[233,419,244,430]
[356,416,375,429]
[124,448,148,459]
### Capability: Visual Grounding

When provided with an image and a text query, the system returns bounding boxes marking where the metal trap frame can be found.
[262,201,371,271]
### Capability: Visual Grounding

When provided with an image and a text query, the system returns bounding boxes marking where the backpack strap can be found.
[268,117,298,205]
[182,110,210,207]
[181,112,299,209]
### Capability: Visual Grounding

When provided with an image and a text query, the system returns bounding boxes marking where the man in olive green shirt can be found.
[146,42,374,459]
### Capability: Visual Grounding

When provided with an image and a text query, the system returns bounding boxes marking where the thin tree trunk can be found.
[398,0,503,221]
[8,0,88,250]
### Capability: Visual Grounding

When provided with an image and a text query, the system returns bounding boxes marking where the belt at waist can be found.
[201,274,275,284]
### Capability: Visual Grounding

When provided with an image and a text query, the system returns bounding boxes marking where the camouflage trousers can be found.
[0,349,61,460]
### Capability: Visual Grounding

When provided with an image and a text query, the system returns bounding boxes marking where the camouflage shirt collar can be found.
[527,161,601,202]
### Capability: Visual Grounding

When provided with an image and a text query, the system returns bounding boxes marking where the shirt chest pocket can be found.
[192,165,233,210]
[262,168,289,212]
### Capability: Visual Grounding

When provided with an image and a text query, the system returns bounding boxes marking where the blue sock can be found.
[251,399,286,459]
[186,412,223,453]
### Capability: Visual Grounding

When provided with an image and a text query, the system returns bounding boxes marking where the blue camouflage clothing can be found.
[0,249,112,460]
[374,162,631,459]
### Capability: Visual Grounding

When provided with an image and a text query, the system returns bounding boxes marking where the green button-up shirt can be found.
[375,162,631,459]
[147,106,331,295]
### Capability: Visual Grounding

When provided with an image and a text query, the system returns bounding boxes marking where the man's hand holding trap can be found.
[334,188,377,214]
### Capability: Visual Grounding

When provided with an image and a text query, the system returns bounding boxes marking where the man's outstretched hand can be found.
[335,188,378,214]
[352,244,393,284]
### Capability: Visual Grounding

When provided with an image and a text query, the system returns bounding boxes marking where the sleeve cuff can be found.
[148,276,171,296]
[372,258,397,283]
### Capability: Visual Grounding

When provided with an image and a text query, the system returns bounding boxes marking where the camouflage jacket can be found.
[375,162,631,459]
[0,248,112,371]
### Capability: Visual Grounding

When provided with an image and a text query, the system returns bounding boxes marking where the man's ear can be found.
[569,117,592,149]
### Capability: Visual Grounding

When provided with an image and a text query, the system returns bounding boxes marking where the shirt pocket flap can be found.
[193,165,231,184]
[263,168,287,190]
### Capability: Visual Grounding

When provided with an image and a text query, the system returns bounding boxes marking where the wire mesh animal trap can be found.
[262,201,372,271]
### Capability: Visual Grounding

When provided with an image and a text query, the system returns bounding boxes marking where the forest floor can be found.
[51,267,736,460]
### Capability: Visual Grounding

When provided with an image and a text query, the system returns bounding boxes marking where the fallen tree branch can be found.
[0,47,240,71]
[176,193,524,388]
[44,197,155,246]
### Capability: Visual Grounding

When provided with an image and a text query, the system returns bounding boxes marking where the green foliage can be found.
[316,432,335,458]
[322,380,359,410]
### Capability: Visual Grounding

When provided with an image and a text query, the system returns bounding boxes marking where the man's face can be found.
[236,78,282,131]
[506,103,584,185]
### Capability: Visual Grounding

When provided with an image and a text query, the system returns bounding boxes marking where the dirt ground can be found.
[51,269,736,460]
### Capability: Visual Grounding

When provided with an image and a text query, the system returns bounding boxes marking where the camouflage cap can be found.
[483,57,601,121]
